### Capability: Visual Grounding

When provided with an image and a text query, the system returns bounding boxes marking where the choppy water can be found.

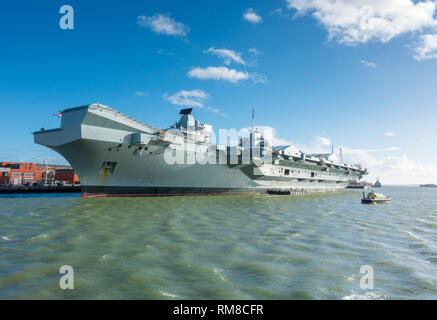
[1,186,436,299]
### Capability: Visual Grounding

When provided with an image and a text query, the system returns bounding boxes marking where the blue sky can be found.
[0,0,436,184]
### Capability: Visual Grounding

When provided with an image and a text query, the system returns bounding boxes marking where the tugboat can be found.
[361,191,391,204]
[373,178,382,188]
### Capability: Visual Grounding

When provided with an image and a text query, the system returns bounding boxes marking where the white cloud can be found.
[360,59,377,68]
[316,136,332,147]
[285,0,437,46]
[204,47,246,65]
[273,8,291,18]
[225,128,435,184]
[249,48,262,55]
[374,155,437,184]
[188,66,267,84]
[243,8,262,24]
[157,49,175,55]
[293,136,334,154]
[365,147,401,152]
[385,132,396,136]
[246,49,263,68]
[341,147,437,184]
[164,90,208,107]
[135,91,150,96]
[188,66,250,83]
[259,126,294,146]
[205,106,227,118]
[164,90,227,117]
[137,14,189,36]
[249,72,268,84]
[414,33,437,60]
[271,139,424,184]
[285,136,417,183]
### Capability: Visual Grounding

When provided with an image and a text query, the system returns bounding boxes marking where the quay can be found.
[0,161,80,193]
[0,185,81,194]
[267,189,309,195]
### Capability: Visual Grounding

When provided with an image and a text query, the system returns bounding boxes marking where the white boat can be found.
[361,191,391,204]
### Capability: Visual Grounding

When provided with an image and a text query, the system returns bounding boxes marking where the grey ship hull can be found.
[34,104,366,197]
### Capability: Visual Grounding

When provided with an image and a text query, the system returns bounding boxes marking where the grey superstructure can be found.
[34,103,367,197]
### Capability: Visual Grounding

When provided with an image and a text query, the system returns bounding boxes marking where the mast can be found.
[251,108,254,148]
[44,157,48,184]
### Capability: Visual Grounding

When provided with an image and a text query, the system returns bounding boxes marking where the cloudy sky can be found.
[0,0,436,184]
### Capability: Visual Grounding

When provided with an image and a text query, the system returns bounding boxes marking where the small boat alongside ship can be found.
[347,178,381,189]
[361,191,391,204]
[266,189,308,195]
[346,181,372,189]
[373,178,382,188]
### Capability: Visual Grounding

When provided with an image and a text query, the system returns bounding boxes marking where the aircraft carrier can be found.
[34,103,367,197]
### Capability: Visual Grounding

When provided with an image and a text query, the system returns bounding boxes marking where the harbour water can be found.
[1,186,436,299]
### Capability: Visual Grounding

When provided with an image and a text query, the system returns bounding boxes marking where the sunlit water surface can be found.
[1,186,436,299]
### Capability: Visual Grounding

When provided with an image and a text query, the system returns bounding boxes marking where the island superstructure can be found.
[34,103,367,197]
